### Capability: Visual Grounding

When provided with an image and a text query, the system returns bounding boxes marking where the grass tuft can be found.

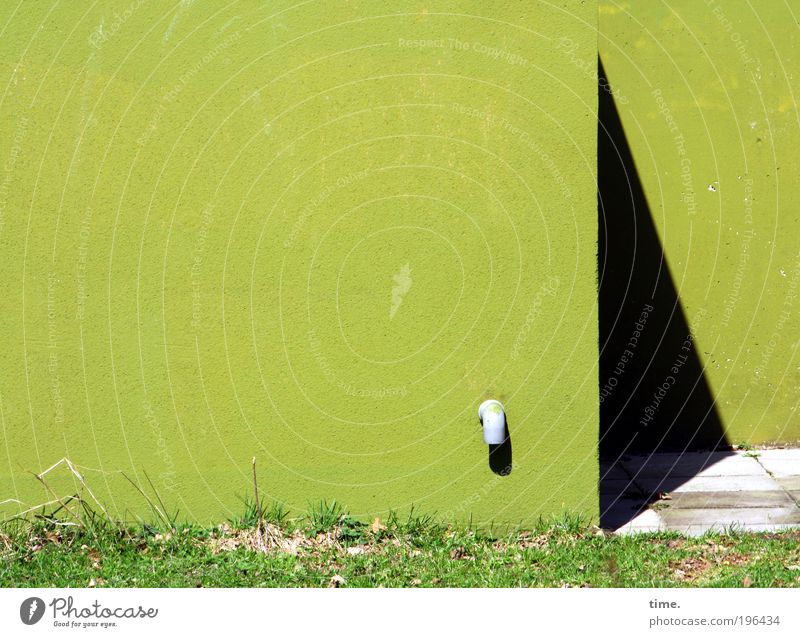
[232,498,288,530]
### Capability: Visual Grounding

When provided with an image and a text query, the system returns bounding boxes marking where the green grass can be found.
[2,503,800,588]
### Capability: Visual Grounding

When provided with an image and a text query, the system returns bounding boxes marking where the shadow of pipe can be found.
[488,421,513,476]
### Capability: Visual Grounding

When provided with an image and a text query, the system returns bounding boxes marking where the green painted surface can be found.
[600,2,800,446]
[0,1,598,525]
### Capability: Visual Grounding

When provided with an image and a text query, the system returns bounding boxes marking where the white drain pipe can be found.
[478,399,507,445]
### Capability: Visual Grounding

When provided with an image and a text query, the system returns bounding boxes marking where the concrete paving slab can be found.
[621,452,732,475]
[756,457,800,477]
[660,506,800,527]
[754,449,800,462]
[600,500,651,529]
[668,523,800,537]
[664,490,796,509]
[602,450,800,534]
[636,474,781,495]
[600,492,648,509]
[621,452,763,478]
[776,477,800,491]
[599,462,630,481]
[599,478,640,495]
[613,509,665,535]
[696,457,765,477]
[728,524,800,534]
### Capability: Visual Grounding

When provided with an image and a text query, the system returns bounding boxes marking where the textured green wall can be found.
[600,1,800,446]
[0,1,598,525]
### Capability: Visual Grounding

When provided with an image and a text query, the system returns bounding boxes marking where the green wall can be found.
[600,1,800,447]
[0,2,598,525]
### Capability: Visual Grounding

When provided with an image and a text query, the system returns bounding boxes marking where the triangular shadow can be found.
[596,57,733,529]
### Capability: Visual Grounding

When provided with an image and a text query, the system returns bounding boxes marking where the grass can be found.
[2,502,800,587]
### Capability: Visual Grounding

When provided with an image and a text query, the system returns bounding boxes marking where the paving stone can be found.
[670,523,800,537]
[613,509,665,535]
[776,477,800,491]
[606,450,800,534]
[599,477,640,495]
[660,506,800,528]
[664,490,795,509]
[693,453,766,476]
[621,451,763,479]
[621,452,731,476]
[754,449,800,462]
[756,457,800,478]
[600,494,651,530]
[600,492,649,512]
[636,474,781,495]
[599,462,630,481]
[616,526,664,535]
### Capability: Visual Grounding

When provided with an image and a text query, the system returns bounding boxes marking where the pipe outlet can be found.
[478,399,506,445]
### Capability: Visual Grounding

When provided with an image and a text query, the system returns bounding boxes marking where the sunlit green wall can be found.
[600,1,800,446]
[0,2,598,525]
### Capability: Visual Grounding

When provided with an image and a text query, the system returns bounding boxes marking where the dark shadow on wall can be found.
[596,57,734,528]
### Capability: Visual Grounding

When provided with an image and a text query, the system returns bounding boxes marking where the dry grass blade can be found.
[29,469,84,530]
[121,472,170,529]
[252,457,264,532]
[33,458,114,527]
[143,471,170,523]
